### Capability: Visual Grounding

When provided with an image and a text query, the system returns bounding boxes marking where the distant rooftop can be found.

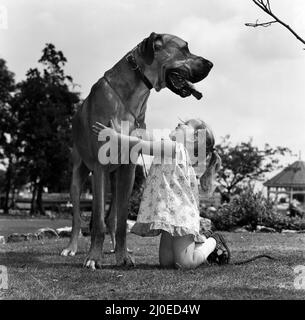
[264,161,305,188]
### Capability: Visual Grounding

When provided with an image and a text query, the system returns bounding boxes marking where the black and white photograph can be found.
[0,0,305,303]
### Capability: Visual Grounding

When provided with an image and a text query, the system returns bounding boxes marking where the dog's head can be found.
[138,32,213,98]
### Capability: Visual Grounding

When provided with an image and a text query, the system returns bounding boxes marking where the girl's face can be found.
[169,119,199,142]
[169,123,191,142]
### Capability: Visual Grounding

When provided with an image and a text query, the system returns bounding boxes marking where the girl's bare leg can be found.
[159,231,175,268]
[172,235,216,269]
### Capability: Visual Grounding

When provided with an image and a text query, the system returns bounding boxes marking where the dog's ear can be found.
[139,32,163,65]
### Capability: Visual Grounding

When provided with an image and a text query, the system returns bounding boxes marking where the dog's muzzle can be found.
[165,58,213,99]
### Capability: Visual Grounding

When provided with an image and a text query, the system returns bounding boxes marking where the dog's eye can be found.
[182,45,189,54]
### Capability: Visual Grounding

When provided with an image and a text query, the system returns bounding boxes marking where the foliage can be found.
[0,58,16,166]
[202,187,274,231]
[261,210,305,232]
[216,135,290,199]
[0,44,80,214]
[0,169,5,187]
[202,186,305,232]
[0,59,26,212]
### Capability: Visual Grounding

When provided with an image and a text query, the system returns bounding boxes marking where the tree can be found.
[14,44,80,214]
[246,0,305,47]
[215,135,290,201]
[0,58,20,213]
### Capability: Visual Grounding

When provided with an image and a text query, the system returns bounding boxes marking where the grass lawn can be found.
[1,232,305,300]
[0,217,72,238]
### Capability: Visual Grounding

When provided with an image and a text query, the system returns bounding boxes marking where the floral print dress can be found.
[131,142,205,243]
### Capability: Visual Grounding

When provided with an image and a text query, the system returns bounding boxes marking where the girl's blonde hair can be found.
[184,118,221,195]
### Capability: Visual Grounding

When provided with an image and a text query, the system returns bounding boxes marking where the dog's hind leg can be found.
[61,147,90,256]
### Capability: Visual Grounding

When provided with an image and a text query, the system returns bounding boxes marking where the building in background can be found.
[264,160,305,209]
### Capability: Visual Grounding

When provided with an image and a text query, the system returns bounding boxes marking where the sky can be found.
[0,0,305,181]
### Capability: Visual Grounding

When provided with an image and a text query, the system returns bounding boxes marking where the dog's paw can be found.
[116,253,136,267]
[61,247,77,256]
[83,251,103,270]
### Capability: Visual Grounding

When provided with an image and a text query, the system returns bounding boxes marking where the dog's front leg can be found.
[115,164,136,266]
[106,170,117,252]
[84,164,107,269]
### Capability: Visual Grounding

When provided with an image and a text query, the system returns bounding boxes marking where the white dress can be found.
[131,142,205,243]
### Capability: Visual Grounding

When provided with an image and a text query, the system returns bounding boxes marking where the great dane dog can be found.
[61,32,213,269]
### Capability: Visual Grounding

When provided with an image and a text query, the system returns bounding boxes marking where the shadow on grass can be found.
[0,251,82,269]
[4,249,300,274]
[0,250,165,271]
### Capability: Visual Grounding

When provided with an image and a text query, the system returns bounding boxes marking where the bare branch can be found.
[252,0,271,15]
[246,0,305,47]
[245,20,277,28]
[266,0,271,12]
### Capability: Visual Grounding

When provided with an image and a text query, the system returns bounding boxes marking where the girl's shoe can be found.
[207,232,230,265]
[200,230,213,239]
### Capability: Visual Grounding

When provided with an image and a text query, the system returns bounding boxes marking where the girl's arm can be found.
[129,136,177,158]
[92,122,177,159]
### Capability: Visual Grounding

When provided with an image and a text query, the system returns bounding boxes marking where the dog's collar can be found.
[126,51,153,90]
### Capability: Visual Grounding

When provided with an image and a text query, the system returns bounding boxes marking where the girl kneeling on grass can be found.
[92,118,230,269]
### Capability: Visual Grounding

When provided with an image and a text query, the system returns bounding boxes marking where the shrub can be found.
[261,210,305,232]
[201,187,275,231]
[202,187,305,231]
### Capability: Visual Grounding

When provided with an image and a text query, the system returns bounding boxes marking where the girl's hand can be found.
[92,120,118,140]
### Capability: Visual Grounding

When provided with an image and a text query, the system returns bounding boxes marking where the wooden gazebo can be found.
[264,160,305,206]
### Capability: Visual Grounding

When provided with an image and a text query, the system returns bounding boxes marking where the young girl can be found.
[92,118,230,269]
